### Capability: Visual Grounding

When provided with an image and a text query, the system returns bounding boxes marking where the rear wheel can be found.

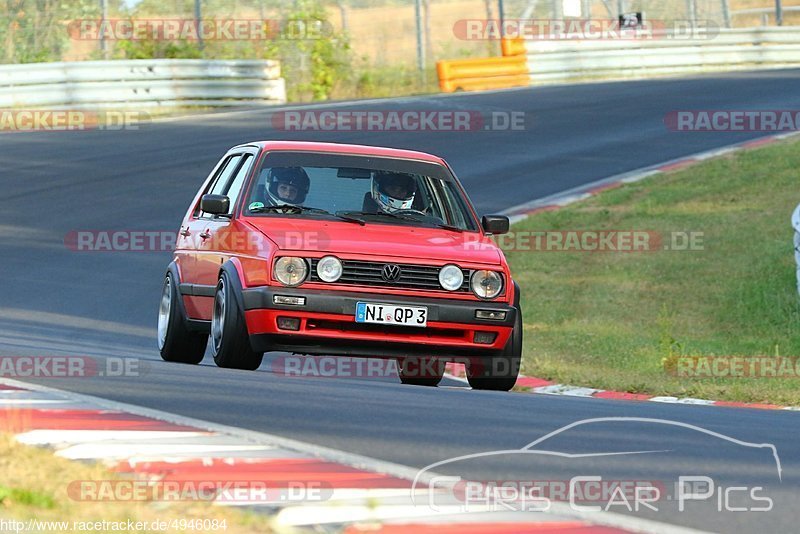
[397,357,445,387]
[157,273,207,364]
[466,311,522,392]
[211,272,264,371]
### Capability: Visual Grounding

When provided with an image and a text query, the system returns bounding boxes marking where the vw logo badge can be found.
[381,264,402,282]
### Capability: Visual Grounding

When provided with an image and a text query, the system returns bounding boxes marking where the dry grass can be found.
[0,434,273,533]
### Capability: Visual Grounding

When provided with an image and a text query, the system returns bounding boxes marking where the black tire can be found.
[466,310,522,391]
[157,272,207,364]
[211,271,263,370]
[397,357,445,387]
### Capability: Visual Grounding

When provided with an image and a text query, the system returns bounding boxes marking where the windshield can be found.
[243,151,478,231]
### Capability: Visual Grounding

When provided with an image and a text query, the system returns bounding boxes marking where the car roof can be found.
[231,141,447,165]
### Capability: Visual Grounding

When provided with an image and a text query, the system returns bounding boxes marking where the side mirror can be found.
[481,215,509,235]
[200,194,230,216]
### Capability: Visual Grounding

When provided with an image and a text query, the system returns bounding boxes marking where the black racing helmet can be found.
[266,167,310,205]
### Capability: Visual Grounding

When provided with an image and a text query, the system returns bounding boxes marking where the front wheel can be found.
[466,311,522,392]
[157,272,207,364]
[397,357,445,387]
[211,272,264,371]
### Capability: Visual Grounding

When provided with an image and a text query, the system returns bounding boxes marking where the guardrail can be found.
[437,27,800,92]
[522,27,800,83]
[731,6,800,25]
[0,59,286,108]
[436,56,529,92]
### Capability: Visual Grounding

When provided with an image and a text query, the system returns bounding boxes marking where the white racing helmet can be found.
[371,172,417,212]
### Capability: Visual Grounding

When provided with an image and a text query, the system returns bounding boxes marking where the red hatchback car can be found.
[157,141,522,390]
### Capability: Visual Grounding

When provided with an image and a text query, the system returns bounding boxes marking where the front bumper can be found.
[242,286,516,358]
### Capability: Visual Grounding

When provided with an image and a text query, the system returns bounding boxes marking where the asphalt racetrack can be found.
[2,69,800,532]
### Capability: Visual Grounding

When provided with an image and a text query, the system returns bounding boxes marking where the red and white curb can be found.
[485,131,800,411]
[444,362,800,411]
[502,131,800,224]
[0,378,706,533]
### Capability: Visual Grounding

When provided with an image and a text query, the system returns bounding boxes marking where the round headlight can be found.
[470,270,503,299]
[316,256,343,283]
[274,257,308,287]
[439,264,464,291]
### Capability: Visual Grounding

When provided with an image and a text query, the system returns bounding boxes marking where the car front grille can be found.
[308,259,472,293]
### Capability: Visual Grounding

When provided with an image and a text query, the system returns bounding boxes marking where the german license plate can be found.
[355,302,428,327]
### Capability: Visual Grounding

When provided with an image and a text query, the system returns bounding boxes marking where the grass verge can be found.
[511,137,800,405]
[0,434,273,533]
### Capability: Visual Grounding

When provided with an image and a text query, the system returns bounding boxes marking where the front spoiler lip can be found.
[241,285,516,327]
[248,333,507,359]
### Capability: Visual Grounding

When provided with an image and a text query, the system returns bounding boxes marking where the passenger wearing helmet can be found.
[370,172,418,213]
[265,167,310,206]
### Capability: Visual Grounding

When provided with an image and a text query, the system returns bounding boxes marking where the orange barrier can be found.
[501,37,526,57]
[436,55,528,93]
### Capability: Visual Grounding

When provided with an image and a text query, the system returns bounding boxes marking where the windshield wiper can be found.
[250,204,320,214]
[252,204,365,225]
[338,210,419,222]
[432,222,464,232]
[338,210,464,231]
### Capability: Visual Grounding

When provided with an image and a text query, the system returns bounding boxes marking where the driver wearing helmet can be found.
[369,172,418,213]
[265,167,310,206]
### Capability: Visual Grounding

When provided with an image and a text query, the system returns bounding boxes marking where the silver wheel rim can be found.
[157,277,171,350]
[211,278,226,355]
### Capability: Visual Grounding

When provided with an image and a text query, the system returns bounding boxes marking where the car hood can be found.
[245,217,502,265]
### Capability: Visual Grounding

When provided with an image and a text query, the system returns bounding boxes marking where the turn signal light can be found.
[475,310,507,320]
[273,295,306,306]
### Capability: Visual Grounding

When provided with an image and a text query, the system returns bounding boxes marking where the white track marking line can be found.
[649,397,716,406]
[57,443,274,460]
[0,398,70,405]
[16,430,211,445]
[533,384,604,397]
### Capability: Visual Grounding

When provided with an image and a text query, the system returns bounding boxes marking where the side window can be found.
[431,179,468,228]
[210,155,242,195]
[196,154,242,218]
[224,154,253,215]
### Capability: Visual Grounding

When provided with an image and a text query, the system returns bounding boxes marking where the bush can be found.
[0,0,100,63]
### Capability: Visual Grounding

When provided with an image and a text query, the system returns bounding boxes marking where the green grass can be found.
[0,485,55,509]
[510,137,800,405]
